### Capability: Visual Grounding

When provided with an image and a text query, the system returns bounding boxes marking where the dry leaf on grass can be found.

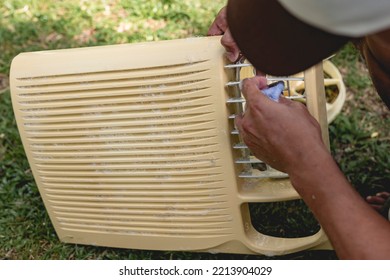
[0,73,9,94]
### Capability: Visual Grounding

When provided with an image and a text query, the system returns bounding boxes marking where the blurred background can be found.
[0,0,389,260]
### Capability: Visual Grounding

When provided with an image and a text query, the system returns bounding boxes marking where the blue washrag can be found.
[261,82,284,102]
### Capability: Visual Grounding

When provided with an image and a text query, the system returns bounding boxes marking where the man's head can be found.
[227,0,390,76]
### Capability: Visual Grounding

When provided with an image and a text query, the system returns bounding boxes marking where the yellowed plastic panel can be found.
[10,36,331,255]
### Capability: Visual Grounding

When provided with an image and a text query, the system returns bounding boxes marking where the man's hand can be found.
[208,7,241,62]
[235,76,329,174]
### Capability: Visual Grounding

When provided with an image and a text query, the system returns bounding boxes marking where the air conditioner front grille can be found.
[11,37,330,254]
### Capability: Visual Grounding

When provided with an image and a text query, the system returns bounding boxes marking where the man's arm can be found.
[235,76,390,259]
[288,148,390,259]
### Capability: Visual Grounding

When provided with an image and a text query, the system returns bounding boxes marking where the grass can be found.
[0,0,388,260]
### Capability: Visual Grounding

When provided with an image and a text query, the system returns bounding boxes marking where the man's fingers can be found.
[221,29,240,62]
[240,76,273,106]
[376,192,390,199]
[207,7,241,62]
[366,195,386,205]
[207,7,228,36]
[207,21,225,36]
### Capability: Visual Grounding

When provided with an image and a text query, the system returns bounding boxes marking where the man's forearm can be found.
[289,150,390,259]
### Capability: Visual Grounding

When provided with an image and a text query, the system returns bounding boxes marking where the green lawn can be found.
[0,0,388,260]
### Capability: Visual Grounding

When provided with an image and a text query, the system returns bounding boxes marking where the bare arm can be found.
[289,148,390,259]
[236,76,390,259]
